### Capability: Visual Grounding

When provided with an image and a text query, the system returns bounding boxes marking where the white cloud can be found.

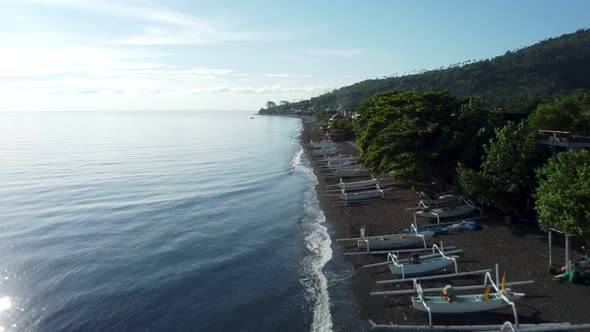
[263,74,312,78]
[14,0,211,27]
[0,47,162,77]
[115,26,268,46]
[305,49,364,57]
[0,45,240,96]
[0,1,340,110]
[8,0,269,46]
[192,84,330,95]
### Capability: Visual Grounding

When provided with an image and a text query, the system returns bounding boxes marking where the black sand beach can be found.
[300,119,590,331]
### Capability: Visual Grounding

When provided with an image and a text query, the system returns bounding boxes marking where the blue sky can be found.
[1,0,589,111]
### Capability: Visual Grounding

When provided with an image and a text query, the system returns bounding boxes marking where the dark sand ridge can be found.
[300,119,590,330]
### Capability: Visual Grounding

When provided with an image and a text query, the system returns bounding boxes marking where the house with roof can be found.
[329,112,344,121]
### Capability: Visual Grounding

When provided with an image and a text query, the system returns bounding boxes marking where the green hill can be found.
[260,28,590,115]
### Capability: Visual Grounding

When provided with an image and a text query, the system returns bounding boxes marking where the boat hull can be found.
[389,256,457,276]
[412,292,524,314]
[341,189,383,202]
[340,179,378,190]
[357,232,434,250]
[416,204,475,219]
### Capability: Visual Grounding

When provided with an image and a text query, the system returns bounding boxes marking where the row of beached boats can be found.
[313,149,385,204]
[337,223,590,331]
[305,139,590,331]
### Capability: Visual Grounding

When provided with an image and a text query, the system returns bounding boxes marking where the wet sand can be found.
[300,120,590,331]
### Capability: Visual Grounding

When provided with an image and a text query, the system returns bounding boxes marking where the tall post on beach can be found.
[548,230,552,270]
[565,234,571,272]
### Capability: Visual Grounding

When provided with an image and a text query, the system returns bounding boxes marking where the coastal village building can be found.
[328,112,344,121]
[537,130,590,155]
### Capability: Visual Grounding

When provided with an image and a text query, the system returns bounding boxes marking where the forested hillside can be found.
[260,28,590,114]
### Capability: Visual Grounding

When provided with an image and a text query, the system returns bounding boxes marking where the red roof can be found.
[329,112,344,121]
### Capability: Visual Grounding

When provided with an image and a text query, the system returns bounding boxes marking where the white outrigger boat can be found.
[370,267,537,330]
[387,246,458,278]
[311,147,339,155]
[412,287,524,314]
[415,203,476,219]
[337,177,379,191]
[307,140,335,149]
[415,198,482,223]
[368,320,590,331]
[411,271,525,319]
[357,225,434,250]
[332,167,372,177]
[368,265,590,331]
[340,186,383,204]
[321,160,358,170]
[419,195,466,208]
[319,155,355,165]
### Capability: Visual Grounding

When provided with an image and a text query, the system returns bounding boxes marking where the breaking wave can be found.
[290,146,304,171]
[300,168,333,332]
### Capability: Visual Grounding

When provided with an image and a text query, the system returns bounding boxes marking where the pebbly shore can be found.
[300,119,590,331]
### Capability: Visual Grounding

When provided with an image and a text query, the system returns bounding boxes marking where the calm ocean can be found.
[0,111,350,332]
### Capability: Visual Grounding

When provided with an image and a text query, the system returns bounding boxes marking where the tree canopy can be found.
[458,121,548,214]
[329,118,355,141]
[528,90,590,132]
[354,91,499,183]
[535,150,590,238]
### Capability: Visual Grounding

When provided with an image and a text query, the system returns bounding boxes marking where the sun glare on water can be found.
[0,296,12,331]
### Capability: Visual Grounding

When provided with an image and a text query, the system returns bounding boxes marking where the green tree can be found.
[329,118,354,141]
[458,121,547,214]
[265,101,277,109]
[528,90,590,132]
[355,91,498,183]
[535,150,590,238]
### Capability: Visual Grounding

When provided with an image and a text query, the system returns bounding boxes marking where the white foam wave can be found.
[300,172,333,332]
[291,146,304,171]
[292,122,303,139]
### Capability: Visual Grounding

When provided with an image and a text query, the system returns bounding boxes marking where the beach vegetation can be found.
[535,149,590,238]
[457,121,548,215]
[528,90,590,132]
[354,91,499,183]
[329,118,355,141]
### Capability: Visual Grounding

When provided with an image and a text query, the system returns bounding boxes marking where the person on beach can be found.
[442,285,455,301]
[553,257,590,284]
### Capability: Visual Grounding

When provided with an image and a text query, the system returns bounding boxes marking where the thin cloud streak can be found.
[11,0,270,45]
[192,85,330,95]
[263,74,313,78]
[305,49,364,57]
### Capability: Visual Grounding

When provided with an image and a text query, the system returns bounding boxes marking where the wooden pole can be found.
[368,321,590,331]
[377,269,492,285]
[547,230,553,269]
[566,234,571,272]
[360,249,463,268]
[343,245,457,256]
[370,280,534,296]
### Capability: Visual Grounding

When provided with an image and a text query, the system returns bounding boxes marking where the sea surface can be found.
[0,111,352,332]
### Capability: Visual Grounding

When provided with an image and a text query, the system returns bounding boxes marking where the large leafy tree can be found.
[329,118,355,141]
[528,90,590,132]
[354,91,499,183]
[535,150,590,237]
[458,121,547,214]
